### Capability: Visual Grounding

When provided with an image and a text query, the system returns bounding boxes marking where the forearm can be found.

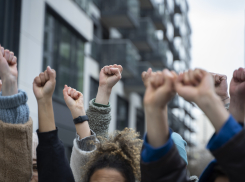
[95,86,111,105]
[38,99,56,132]
[145,106,169,148]
[198,93,229,132]
[75,121,91,139]
[1,76,18,96]
[229,96,244,122]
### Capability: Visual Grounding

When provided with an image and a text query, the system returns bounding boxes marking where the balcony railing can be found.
[140,40,170,68]
[139,0,156,10]
[98,0,140,28]
[98,39,140,78]
[141,1,169,31]
[124,61,153,93]
[74,0,90,13]
[169,41,180,61]
[120,18,157,52]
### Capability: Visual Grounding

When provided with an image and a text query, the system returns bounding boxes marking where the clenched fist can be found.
[230,68,245,99]
[99,64,123,89]
[229,68,245,122]
[144,69,177,109]
[210,73,229,101]
[63,85,85,119]
[33,66,56,102]
[0,46,18,80]
[175,69,215,105]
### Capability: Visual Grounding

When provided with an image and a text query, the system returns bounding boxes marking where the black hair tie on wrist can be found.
[73,115,89,125]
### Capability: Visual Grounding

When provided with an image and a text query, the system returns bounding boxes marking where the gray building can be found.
[0,0,196,159]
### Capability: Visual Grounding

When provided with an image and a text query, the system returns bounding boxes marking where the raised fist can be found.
[175,69,215,104]
[230,68,245,99]
[144,69,177,109]
[99,64,123,90]
[63,85,85,119]
[33,66,56,101]
[0,46,18,80]
[210,72,228,100]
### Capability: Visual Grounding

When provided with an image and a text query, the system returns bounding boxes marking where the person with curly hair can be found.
[63,64,142,182]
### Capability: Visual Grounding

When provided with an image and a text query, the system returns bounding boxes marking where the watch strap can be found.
[73,115,89,125]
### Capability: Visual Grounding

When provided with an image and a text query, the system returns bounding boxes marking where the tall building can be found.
[0,0,196,158]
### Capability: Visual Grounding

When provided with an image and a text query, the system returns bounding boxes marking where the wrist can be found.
[198,92,229,132]
[1,76,18,96]
[70,108,86,119]
[95,86,111,105]
[220,93,230,105]
[37,97,53,105]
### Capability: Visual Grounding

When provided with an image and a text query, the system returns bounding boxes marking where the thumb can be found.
[47,66,56,81]
[63,85,69,99]
[162,69,174,85]
[110,68,121,79]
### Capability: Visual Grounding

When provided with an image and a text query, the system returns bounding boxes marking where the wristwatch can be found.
[73,115,89,125]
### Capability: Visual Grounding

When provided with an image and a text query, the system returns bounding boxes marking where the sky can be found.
[188,0,245,88]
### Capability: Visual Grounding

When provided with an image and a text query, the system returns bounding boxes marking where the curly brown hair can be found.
[82,128,143,182]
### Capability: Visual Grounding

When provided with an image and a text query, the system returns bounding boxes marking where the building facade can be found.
[0,0,196,158]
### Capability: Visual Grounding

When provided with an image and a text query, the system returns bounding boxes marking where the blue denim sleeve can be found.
[207,115,242,151]
[141,129,173,163]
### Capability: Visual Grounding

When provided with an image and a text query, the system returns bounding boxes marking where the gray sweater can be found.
[0,89,29,124]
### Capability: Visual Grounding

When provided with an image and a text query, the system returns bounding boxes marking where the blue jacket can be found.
[140,115,245,182]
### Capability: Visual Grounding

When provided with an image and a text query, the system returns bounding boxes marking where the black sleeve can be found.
[37,128,75,182]
[211,129,245,181]
[140,144,190,182]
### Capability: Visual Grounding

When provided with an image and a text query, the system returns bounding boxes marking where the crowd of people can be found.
[0,44,245,182]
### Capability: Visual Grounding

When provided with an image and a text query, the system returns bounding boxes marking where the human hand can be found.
[230,68,245,99]
[99,64,123,90]
[0,46,18,96]
[63,85,86,119]
[142,68,152,87]
[95,64,123,105]
[0,46,18,80]
[175,69,215,105]
[144,69,177,148]
[33,66,56,102]
[229,68,245,122]
[175,69,229,132]
[144,69,177,109]
[210,72,229,103]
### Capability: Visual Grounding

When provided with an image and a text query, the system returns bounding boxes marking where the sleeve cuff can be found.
[76,129,97,151]
[36,128,59,147]
[0,89,28,109]
[207,115,242,151]
[92,98,110,108]
[141,128,173,163]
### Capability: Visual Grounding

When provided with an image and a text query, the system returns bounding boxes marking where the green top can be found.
[92,98,110,108]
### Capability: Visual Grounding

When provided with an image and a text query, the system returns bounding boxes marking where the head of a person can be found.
[83,128,142,182]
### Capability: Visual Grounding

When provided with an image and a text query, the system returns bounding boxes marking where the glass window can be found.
[136,108,145,138]
[89,77,99,101]
[116,96,129,131]
[43,10,85,101]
